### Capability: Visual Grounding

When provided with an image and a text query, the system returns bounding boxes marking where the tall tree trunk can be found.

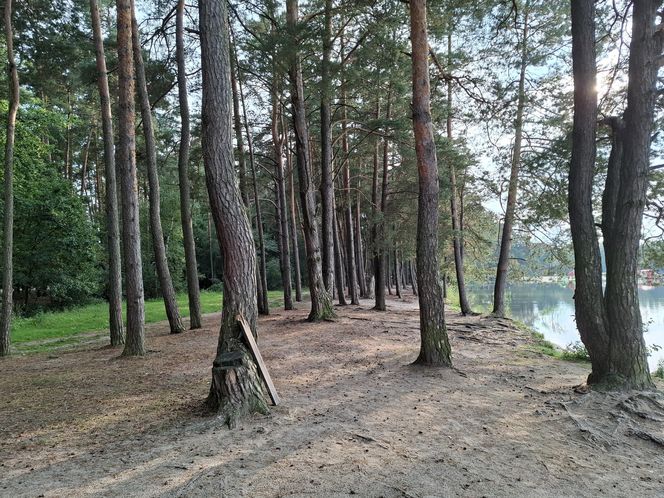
[132,7,184,334]
[80,127,93,196]
[117,0,145,356]
[410,0,452,367]
[229,38,265,312]
[286,0,334,321]
[90,0,124,346]
[410,260,418,296]
[373,90,391,310]
[340,47,360,306]
[272,78,293,310]
[446,32,472,316]
[393,247,402,299]
[332,193,348,305]
[603,0,661,389]
[492,3,529,317]
[200,0,269,427]
[386,252,392,295]
[237,63,270,315]
[287,137,303,302]
[319,0,335,292]
[176,0,202,329]
[355,174,368,298]
[0,0,18,356]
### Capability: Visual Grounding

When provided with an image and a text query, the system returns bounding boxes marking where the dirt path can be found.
[1,295,663,497]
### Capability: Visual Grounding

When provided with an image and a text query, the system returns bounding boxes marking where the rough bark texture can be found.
[200,0,270,428]
[90,0,124,346]
[410,0,452,367]
[492,4,529,318]
[117,0,145,356]
[286,0,334,321]
[0,0,18,357]
[132,7,184,334]
[319,0,335,293]
[569,0,659,390]
[230,40,249,208]
[603,0,660,389]
[176,0,202,330]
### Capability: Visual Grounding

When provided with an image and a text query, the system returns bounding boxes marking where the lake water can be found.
[466,283,664,370]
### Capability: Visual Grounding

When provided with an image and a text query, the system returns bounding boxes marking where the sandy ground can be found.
[1,293,663,498]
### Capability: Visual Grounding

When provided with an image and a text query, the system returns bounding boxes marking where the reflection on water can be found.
[467,283,664,370]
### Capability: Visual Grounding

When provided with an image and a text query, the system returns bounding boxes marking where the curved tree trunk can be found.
[117,0,145,356]
[492,3,529,318]
[200,0,270,428]
[410,0,452,367]
[132,8,184,334]
[286,0,334,321]
[176,0,202,329]
[0,0,18,356]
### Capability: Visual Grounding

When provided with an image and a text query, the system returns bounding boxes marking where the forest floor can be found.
[1,293,664,497]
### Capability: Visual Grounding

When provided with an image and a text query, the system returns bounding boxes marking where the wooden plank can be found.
[237,314,280,406]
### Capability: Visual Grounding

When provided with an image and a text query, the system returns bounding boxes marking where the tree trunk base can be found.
[206,341,270,428]
[587,371,655,392]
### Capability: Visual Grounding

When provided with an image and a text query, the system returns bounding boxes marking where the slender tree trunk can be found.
[386,252,392,295]
[199,0,269,427]
[446,32,472,316]
[410,0,452,367]
[339,61,359,304]
[286,0,334,321]
[373,91,391,310]
[355,175,368,298]
[0,0,18,356]
[237,64,270,315]
[132,8,184,334]
[80,127,93,196]
[492,3,529,317]
[319,0,335,292]
[90,0,124,346]
[272,79,293,310]
[176,0,202,329]
[603,0,661,389]
[287,138,303,302]
[229,39,265,312]
[117,0,145,356]
[333,202,348,305]
[410,261,418,296]
[394,248,402,299]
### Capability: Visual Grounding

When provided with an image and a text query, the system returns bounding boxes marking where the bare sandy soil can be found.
[1,294,663,497]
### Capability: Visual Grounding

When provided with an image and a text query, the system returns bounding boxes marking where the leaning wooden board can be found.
[237,314,280,406]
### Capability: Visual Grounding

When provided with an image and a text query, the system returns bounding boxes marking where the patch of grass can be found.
[560,341,590,362]
[11,290,286,346]
[654,359,664,380]
[529,331,562,358]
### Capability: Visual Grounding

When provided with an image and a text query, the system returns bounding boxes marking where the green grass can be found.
[11,290,287,346]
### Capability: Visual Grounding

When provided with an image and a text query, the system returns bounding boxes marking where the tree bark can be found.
[319,0,335,293]
[355,174,368,298]
[603,0,661,389]
[237,63,270,315]
[333,194,348,305]
[0,0,18,356]
[272,77,293,310]
[117,0,145,356]
[409,0,452,367]
[446,32,472,316]
[492,2,529,317]
[132,7,184,334]
[90,0,124,347]
[176,0,202,330]
[394,247,402,299]
[230,37,249,208]
[200,0,270,428]
[287,136,303,302]
[286,0,334,321]
[373,90,391,310]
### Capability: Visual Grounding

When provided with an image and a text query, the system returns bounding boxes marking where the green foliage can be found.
[560,341,591,362]
[654,360,664,380]
[0,99,101,310]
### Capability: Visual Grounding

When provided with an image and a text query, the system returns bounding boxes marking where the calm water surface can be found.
[467,283,664,370]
